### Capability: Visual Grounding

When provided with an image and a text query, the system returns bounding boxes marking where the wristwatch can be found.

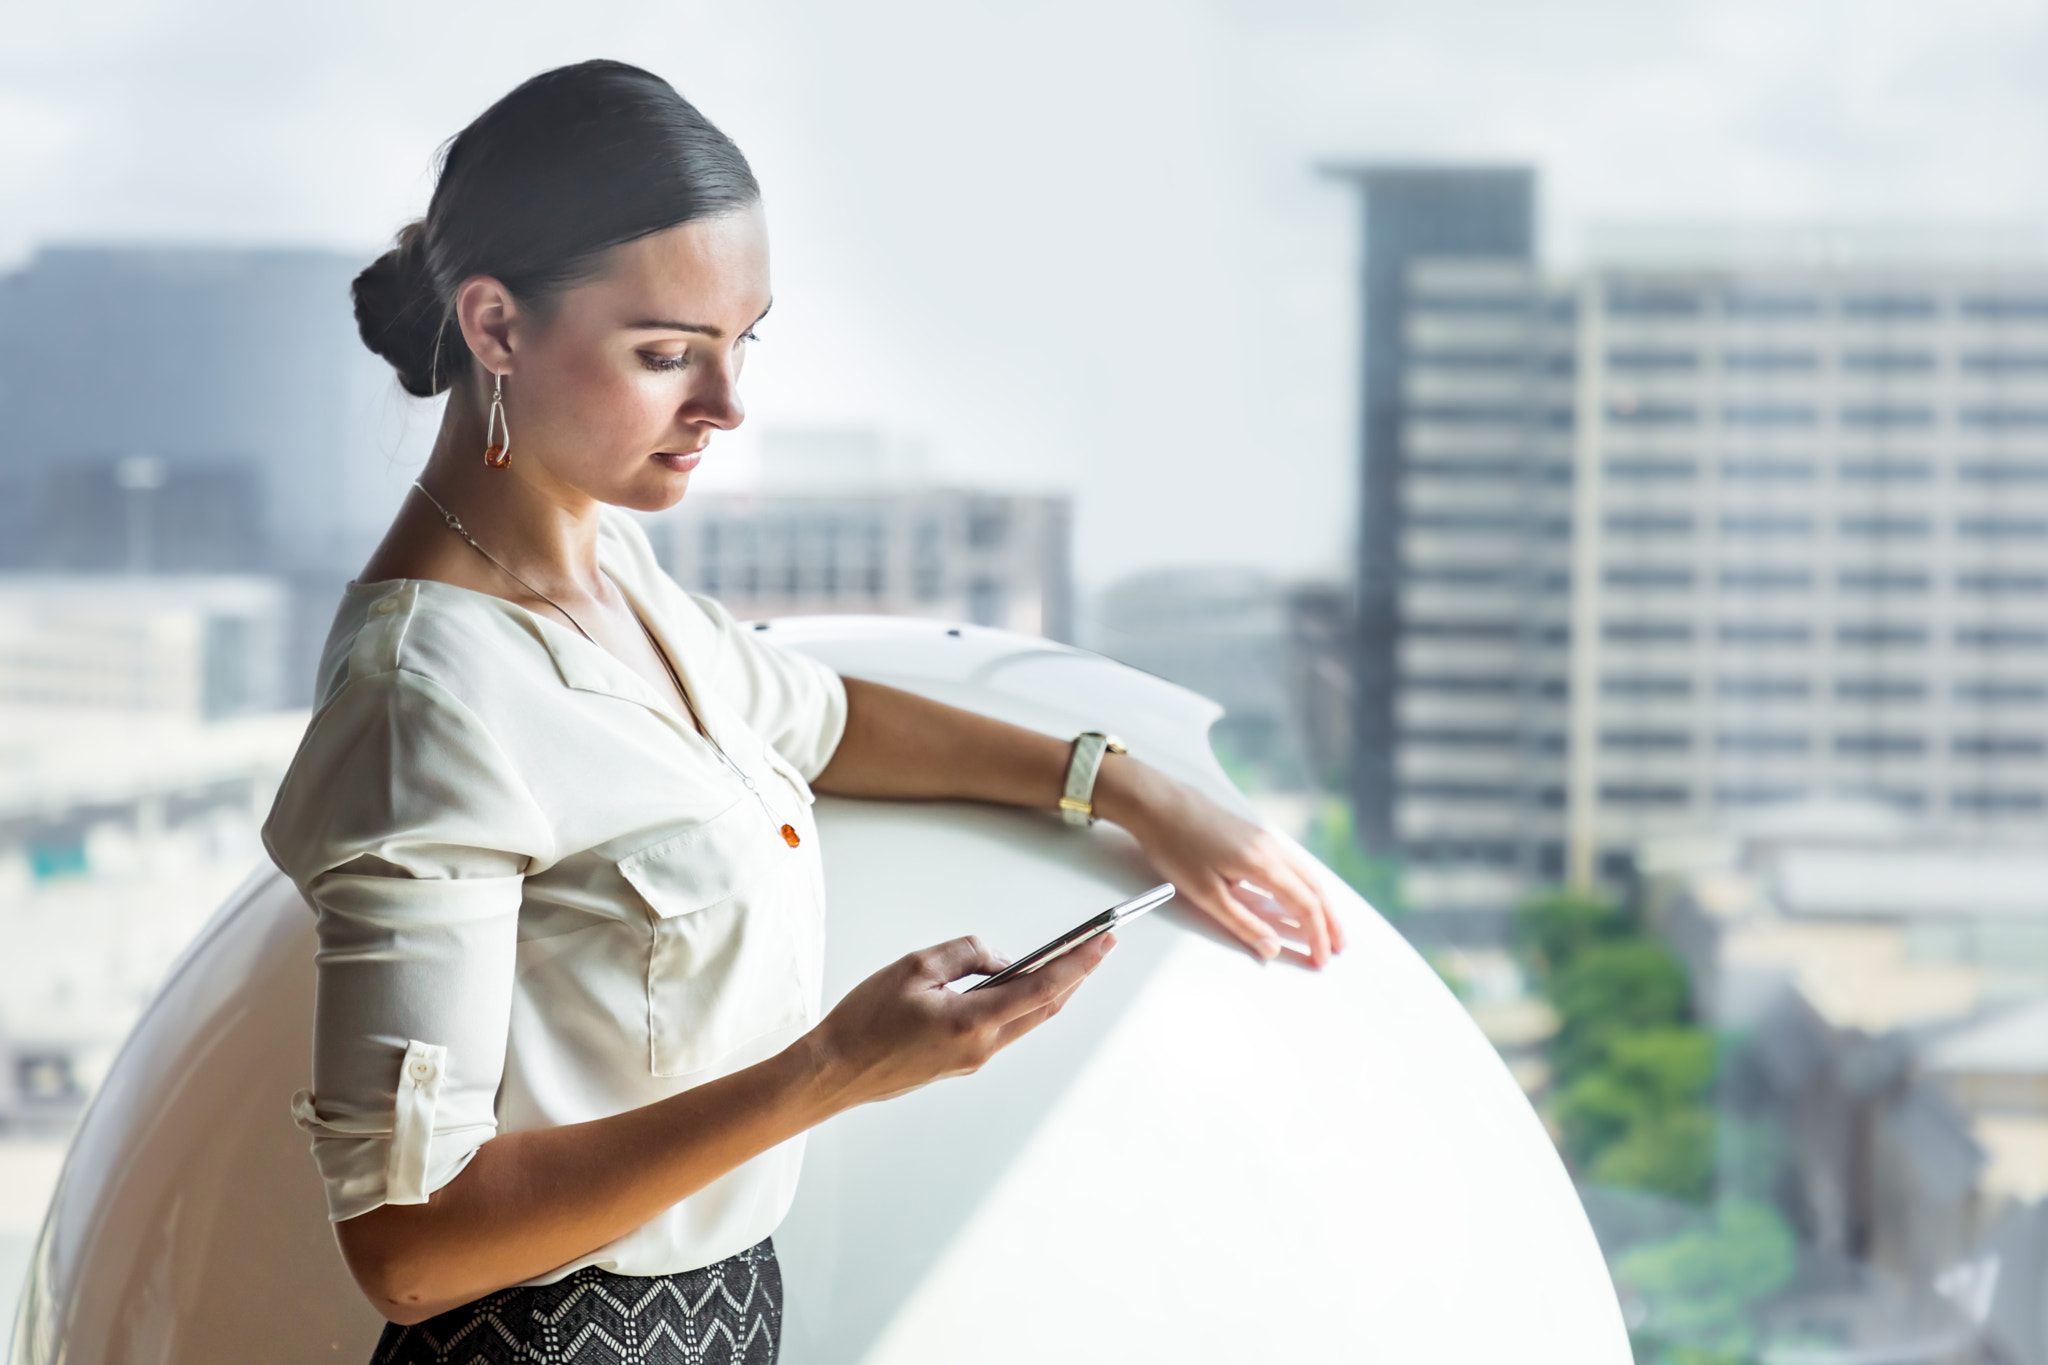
[1059,732,1127,827]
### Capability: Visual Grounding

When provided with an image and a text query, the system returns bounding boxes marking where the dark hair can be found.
[353,61,759,398]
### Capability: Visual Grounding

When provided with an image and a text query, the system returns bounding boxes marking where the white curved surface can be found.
[10,617,1627,1364]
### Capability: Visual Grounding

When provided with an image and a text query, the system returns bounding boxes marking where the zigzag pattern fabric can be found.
[370,1238,782,1364]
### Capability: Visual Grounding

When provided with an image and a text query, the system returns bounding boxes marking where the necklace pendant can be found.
[781,824,801,848]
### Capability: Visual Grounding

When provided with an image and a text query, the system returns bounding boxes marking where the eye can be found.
[739,328,762,344]
[638,351,689,373]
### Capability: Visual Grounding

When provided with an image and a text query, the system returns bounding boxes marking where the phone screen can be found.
[963,883,1174,992]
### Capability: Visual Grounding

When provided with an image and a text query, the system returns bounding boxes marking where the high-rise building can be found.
[0,246,423,699]
[1321,167,1539,860]
[1331,177,2048,909]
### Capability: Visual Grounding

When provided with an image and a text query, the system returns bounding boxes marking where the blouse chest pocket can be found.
[617,799,810,1078]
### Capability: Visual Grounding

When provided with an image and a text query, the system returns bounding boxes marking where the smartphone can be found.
[964,883,1176,992]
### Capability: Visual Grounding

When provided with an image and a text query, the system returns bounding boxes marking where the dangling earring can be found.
[484,372,512,469]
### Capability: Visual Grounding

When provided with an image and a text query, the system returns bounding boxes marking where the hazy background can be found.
[14,2,2048,1355]
[9,0,2048,587]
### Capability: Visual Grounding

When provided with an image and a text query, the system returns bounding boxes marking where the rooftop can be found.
[1774,849,2048,922]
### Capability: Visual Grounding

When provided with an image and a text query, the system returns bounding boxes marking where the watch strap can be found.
[1059,732,1126,827]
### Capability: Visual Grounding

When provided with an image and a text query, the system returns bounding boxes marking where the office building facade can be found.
[1397,258,2048,905]
[1323,168,1539,858]
[1334,176,2048,906]
[653,488,1074,642]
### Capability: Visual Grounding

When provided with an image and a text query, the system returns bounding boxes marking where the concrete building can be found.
[655,488,1073,641]
[652,428,1074,641]
[0,246,426,699]
[1321,167,1539,861]
[1284,582,1356,792]
[1090,568,1295,776]
[1327,175,2048,909]
[1081,571,1356,791]
[0,575,289,719]
[1642,806,2048,1290]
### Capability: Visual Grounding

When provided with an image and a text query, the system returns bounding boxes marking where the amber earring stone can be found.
[484,444,510,468]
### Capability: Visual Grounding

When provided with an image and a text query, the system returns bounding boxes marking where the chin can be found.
[615,470,692,514]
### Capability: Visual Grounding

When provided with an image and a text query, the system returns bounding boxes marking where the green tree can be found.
[1304,798,1404,917]
[1592,1108,1718,1203]
[1605,1027,1718,1108]
[1553,1068,1649,1164]
[1512,888,1627,980]
[1550,1029,1716,1167]
[1615,1201,1796,1359]
[1515,883,1726,1205]
[1549,939,1693,1082]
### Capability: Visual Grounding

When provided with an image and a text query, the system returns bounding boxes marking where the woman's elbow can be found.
[337,1211,450,1325]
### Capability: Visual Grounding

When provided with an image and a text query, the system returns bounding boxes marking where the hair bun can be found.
[352,62,758,399]
[352,222,456,398]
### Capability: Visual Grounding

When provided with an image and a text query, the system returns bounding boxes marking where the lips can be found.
[655,451,703,473]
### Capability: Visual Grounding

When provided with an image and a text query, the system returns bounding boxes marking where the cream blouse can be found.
[262,508,847,1283]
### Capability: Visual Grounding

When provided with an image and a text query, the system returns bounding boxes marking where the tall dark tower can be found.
[1323,167,1536,852]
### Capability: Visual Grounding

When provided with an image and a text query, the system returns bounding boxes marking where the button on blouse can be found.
[263,509,847,1284]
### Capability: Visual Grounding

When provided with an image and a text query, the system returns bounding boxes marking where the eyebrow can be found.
[625,299,773,339]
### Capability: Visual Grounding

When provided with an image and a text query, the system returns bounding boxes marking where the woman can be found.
[264,59,1344,1362]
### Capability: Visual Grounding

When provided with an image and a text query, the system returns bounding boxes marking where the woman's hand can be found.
[801,933,1115,1109]
[813,679,1347,968]
[1097,759,1347,968]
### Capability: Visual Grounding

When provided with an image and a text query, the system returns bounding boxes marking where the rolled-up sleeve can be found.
[264,669,552,1222]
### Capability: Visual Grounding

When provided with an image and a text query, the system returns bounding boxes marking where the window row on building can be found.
[1403,565,2048,595]
[1402,725,2047,757]
[1399,673,2047,703]
[1402,617,2048,645]
[1415,400,2048,430]
[1410,289,2048,323]
[1605,568,2048,597]
[1407,456,2048,485]
[1397,780,2048,814]
[1418,346,2048,377]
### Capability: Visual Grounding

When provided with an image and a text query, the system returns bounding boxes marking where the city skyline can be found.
[10,0,2048,588]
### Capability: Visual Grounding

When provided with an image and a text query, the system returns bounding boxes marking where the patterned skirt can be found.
[371,1238,782,1365]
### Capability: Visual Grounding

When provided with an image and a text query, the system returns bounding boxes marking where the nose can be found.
[684,360,745,432]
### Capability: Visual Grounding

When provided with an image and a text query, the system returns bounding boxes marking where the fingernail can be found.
[1259,937,1281,960]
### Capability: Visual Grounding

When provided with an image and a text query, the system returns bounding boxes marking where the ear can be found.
[454,275,520,378]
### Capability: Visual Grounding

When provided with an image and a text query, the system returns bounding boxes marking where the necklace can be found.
[408,479,800,848]
[411,479,596,642]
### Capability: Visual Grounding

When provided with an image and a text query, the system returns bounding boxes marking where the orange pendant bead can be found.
[781,824,801,848]
[484,444,510,469]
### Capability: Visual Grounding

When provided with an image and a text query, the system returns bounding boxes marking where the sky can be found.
[5,0,2048,587]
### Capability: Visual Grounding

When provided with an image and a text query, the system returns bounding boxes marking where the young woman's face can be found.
[497,203,771,513]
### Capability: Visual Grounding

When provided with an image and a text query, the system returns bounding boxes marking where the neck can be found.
[419,385,606,596]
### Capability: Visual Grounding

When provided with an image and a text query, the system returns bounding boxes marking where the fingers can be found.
[968,932,1114,1023]
[1193,876,1282,962]
[1248,857,1335,967]
[989,935,1112,1047]
[1274,837,1348,955]
[910,935,1010,985]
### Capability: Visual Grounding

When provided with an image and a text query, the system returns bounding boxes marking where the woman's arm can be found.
[815,678,1347,967]
[337,933,1111,1324]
